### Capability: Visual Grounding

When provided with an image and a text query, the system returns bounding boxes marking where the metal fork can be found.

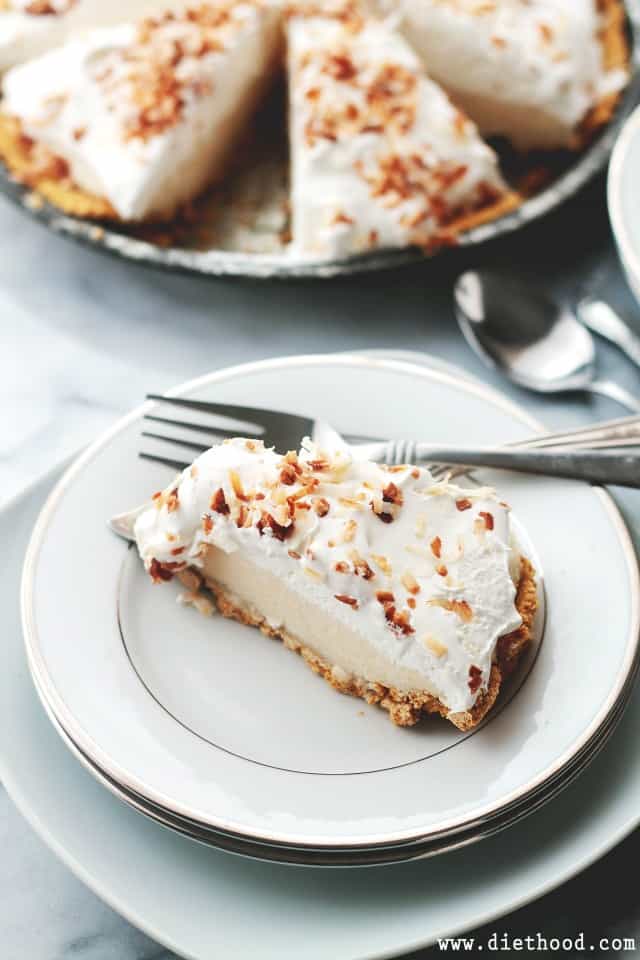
[139,395,640,488]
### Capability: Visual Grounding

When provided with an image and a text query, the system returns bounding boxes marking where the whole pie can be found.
[132,438,538,729]
[0,0,629,255]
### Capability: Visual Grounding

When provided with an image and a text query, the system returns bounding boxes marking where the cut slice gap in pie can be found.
[132,438,538,730]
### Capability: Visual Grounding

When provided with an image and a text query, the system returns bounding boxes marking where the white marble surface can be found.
[2,173,640,958]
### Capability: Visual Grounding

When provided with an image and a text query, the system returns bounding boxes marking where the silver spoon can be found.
[454,271,640,413]
[578,299,640,370]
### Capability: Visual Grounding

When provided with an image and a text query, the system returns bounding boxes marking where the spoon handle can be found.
[588,380,640,413]
[508,414,640,449]
[409,448,640,488]
[579,300,640,370]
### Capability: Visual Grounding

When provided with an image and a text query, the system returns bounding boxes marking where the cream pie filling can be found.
[287,9,507,258]
[1,1,283,220]
[384,0,628,150]
[133,438,524,717]
[0,0,191,72]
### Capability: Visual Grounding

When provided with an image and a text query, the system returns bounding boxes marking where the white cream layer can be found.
[2,2,282,220]
[133,438,523,714]
[0,0,189,72]
[287,12,506,259]
[385,0,628,150]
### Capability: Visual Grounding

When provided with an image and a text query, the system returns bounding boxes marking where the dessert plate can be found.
[1,3,639,279]
[3,363,640,957]
[21,354,640,855]
[33,659,634,866]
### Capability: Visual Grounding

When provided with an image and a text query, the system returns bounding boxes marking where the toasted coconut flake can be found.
[370,499,394,524]
[229,469,248,502]
[339,496,365,510]
[279,463,298,485]
[401,571,420,595]
[342,518,357,543]
[479,510,494,530]
[211,487,229,515]
[424,635,447,658]
[257,512,293,542]
[468,665,483,693]
[371,553,392,575]
[314,497,330,517]
[335,593,359,608]
[382,481,403,506]
[415,513,427,538]
[376,589,395,605]
[351,553,375,580]
[428,598,474,623]
[202,514,214,534]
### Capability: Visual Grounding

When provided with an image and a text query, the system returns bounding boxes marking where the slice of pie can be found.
[132,438,537,730]
[286,5,513,257]
[0,1,283,220]
[380,0,629,150]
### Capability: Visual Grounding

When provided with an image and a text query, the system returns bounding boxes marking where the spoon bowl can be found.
[454,271,640,412]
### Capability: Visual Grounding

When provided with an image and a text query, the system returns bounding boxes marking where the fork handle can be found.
[357,442,640,488]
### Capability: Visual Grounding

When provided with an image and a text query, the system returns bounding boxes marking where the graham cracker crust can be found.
[180,555,538,731]
[0,0,629,238]
[0,114,115,219]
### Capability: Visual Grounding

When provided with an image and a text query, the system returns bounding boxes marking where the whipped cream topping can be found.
[385,0,628,150]
[0,0,187,72]
[287,9,507,258]
[133,438,523,715]
[2,1,282,219]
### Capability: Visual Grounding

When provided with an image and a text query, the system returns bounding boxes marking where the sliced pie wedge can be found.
[382,0,629,150]
[0,1,283,220]
[286,5,514,258]
[133,438,537,730]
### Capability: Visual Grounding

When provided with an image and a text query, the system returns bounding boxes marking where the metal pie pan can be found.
[1,3,639,279]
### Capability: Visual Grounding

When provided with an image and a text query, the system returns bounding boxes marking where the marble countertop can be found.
[2,172,640,959]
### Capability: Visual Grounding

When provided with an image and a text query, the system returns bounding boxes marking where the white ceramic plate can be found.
[3,411,640,958]
[609,102,640,304]
[22,355,640,853]
[35,662,634,866]
[0,418,640,960]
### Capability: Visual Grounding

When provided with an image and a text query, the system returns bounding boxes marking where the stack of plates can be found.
[20,353,640,867]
